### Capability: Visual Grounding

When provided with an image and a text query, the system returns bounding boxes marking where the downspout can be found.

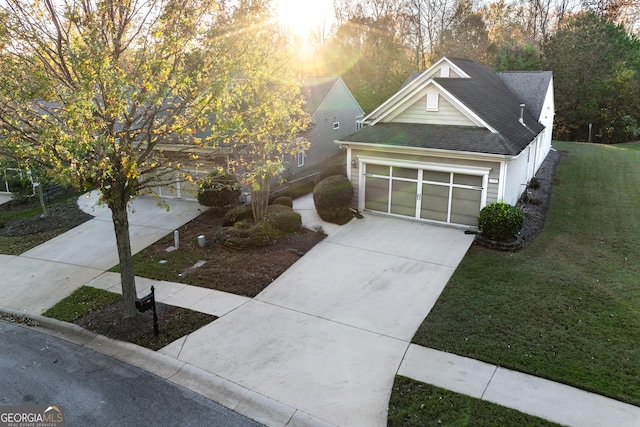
[498,160,507,202]
[346,146,352,181]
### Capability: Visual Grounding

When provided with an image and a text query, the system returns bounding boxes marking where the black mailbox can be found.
[135,292,154,313]
[134,286,159,336]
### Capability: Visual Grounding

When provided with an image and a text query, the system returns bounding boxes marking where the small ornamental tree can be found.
[0,1,305,318]
[477,201,525,242]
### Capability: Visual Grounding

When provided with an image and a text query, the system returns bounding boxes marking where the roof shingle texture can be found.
[344,58,549,156]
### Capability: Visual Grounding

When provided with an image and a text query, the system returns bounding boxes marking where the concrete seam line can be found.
[481,365,499,400]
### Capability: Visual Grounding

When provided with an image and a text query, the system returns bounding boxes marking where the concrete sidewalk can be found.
[400,345,640,427]
[0,193,12,205]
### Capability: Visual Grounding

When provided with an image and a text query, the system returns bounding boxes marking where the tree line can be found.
[296,0,640,143]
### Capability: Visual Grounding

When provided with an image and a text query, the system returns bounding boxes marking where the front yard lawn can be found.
[388,376,562,427]
[412,141,640,406]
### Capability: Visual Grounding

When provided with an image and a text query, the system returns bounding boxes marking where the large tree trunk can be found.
[110,198,138,318]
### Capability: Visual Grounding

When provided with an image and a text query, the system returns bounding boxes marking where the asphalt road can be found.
[0,320,263,427]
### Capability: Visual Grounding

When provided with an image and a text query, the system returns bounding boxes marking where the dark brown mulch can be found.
[0,196,93,237]
[73,300,216,351]
[137,209,326,297]
[516,148,565,246]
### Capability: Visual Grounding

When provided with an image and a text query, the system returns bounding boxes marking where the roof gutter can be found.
[335,139,518,162]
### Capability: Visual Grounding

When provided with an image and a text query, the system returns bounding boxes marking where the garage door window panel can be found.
[365,176,390,212]
[450,187,482,225]
[391,180,418,216]
[421,183,449,221]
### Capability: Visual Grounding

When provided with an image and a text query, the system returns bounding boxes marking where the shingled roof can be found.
[338,123,514,155]
[497,71,553,119]
[342,58,549,157]
[301,77,339,114]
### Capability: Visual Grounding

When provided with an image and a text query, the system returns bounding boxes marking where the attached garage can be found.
[359,158,489,226]
[336,57,554,229]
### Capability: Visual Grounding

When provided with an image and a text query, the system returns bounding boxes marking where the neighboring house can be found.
[158,77,364,201]
[337,57,554,227]
[283,77,364,176]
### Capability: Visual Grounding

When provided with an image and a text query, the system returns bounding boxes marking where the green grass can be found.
[43,286,123,322]
[412,141,640,406]
[43,286,216,351]
[388,376,562,427]
[0,204,42,221]
[0,230,68,255]
[109,244,204,281]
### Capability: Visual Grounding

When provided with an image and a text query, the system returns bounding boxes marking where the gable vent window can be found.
[426,90,439,111]
[440,64,450,77]
[333,122,340,130]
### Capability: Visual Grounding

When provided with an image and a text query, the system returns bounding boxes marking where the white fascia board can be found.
[358,154,492,176]
[378,80,497,132]
[340,140,516,163]
[363,57,469,125]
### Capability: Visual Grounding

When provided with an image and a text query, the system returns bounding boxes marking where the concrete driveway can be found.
[1,191,205,313]
[165,214,475,427]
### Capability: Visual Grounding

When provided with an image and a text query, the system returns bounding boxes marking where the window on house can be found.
[426,90,439,111]
[356,115,364,131]
[333,122,340,130]
[297,151,305,167]
[440,64,450,77]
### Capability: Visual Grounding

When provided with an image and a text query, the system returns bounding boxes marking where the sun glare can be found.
[274,0,332,41]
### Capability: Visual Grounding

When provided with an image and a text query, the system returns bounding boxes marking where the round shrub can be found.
[216,221,281,249]
[197,169,240,208]
[262,204,302,232]
[316,163,347,183]
[222,203,254,226]
[271,196,293,208]
[313,175,353,225]
[477,202,525,242]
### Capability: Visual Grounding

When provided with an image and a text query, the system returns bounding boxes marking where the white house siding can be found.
[536,79,555,171]
[502,148,531,205]
[390,93,476,126]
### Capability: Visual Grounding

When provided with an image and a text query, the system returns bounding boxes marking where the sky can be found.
[273,0,335,39]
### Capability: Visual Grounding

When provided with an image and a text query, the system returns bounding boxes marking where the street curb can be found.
[0,306,337,427]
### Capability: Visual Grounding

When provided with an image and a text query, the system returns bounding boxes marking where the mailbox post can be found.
[135,286,159,336]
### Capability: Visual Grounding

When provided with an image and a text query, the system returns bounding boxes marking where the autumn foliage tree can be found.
[0,0,306,317]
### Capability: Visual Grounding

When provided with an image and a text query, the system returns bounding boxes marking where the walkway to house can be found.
[1,192,638,427]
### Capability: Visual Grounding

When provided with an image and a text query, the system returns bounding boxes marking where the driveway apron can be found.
[173,214,475,427]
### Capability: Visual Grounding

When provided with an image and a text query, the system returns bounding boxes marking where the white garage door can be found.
[363,163,485,226]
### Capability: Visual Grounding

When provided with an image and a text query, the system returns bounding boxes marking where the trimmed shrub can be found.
[262,204,302,232]
[216,220,282,249]
[197,170,240,208]
[313,175,353,225]
[222,203,254,226]
[477,202,525,242]
[315,163,347,183]
[272,196,293,208]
